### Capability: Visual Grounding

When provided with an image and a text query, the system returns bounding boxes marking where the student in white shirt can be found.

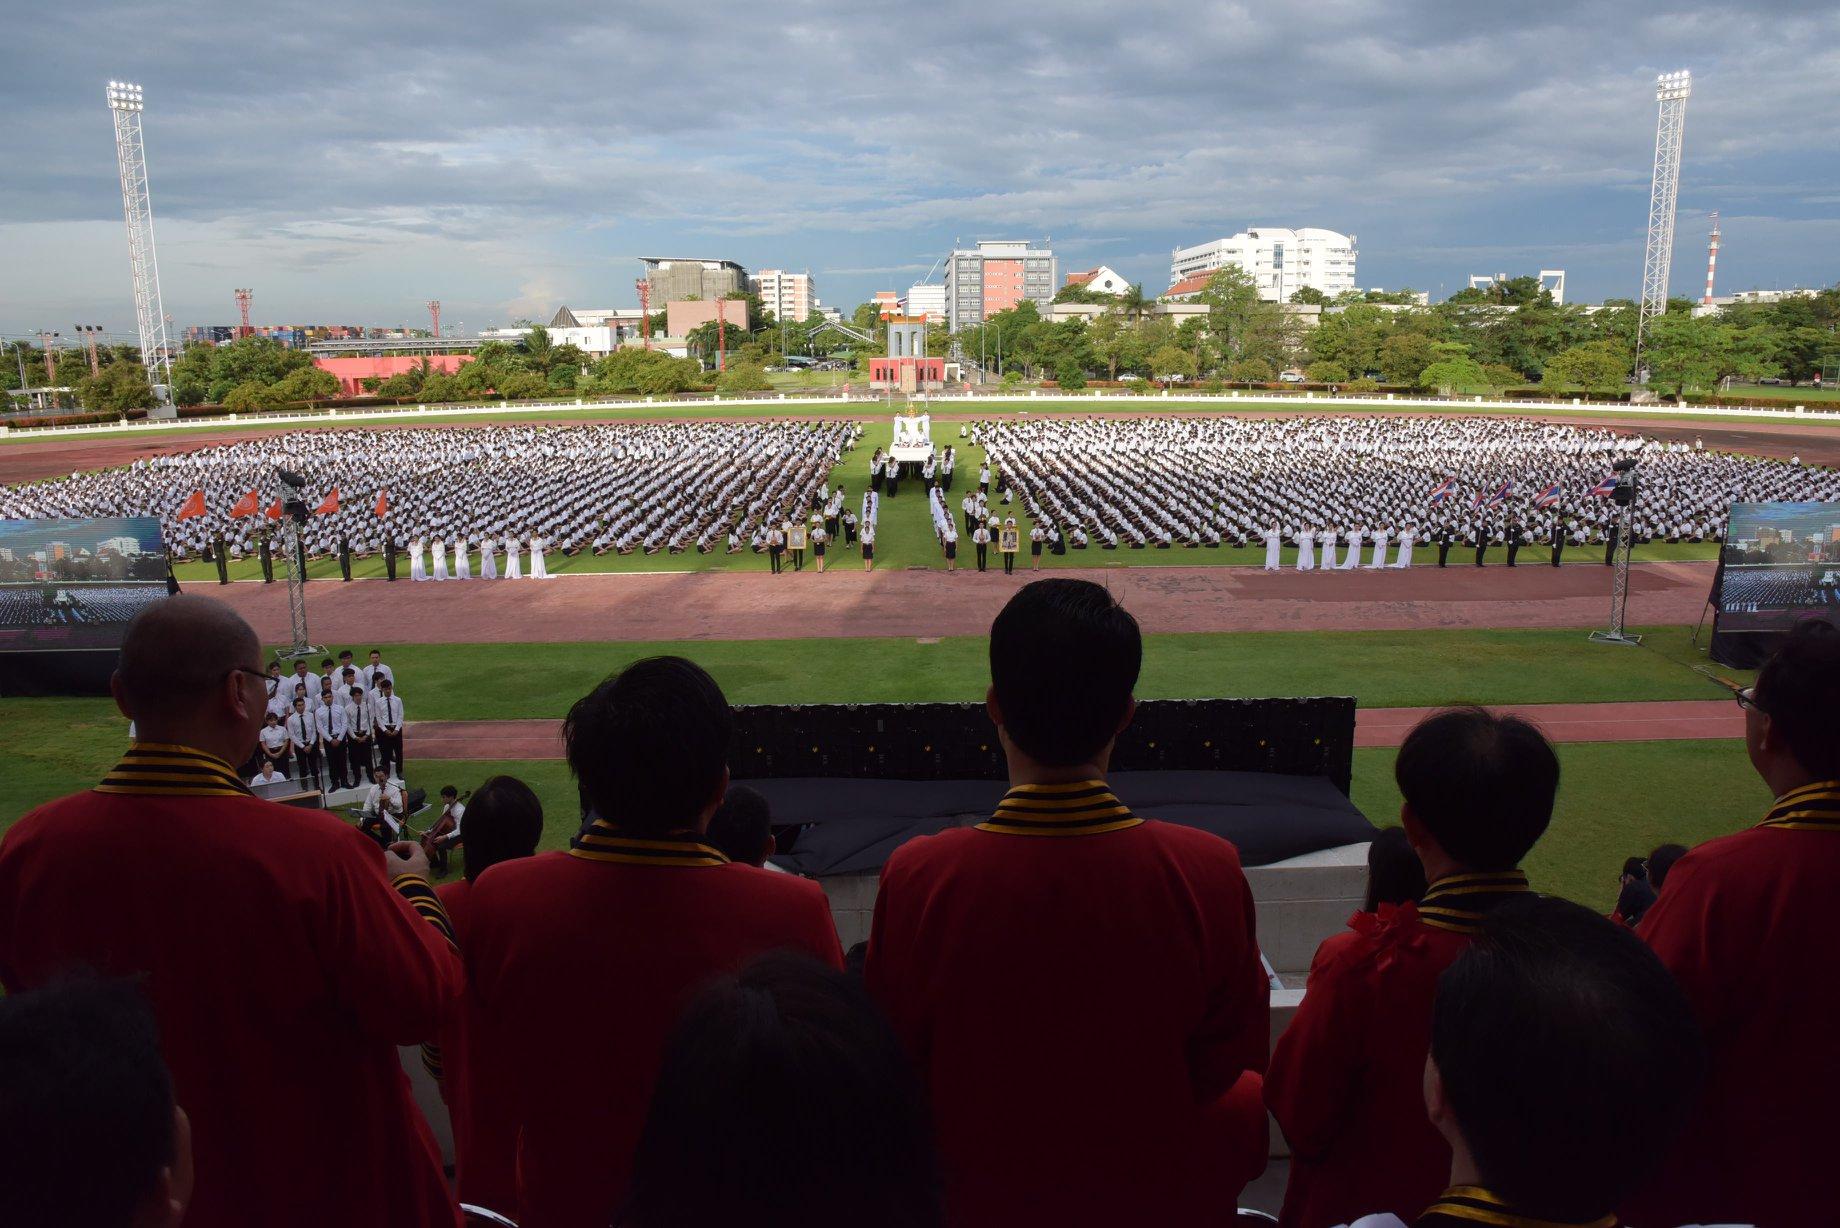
[258,712,291,778]
[249,761,287,790]
[285,697,321,786]
[372,679,405,777]
[314,695,350,791]
[357,766,405,847]
[360,650,394,692]
[343,685,375,784]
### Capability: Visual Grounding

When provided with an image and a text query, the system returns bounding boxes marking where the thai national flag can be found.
[1476,480,1513,508]
[1428,477,1458,504]
[1533,482,1562,508]
[1589,474,1618,498]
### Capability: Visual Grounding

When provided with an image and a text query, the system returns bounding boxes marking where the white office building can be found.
[749,270,815,323]
[944,239,1057,332]
[1169,228,1357,302]
[905,284,947,322]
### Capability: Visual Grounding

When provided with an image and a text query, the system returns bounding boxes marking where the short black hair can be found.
[989,579,1141,767]
[462,775,545,882]
[623,953,939,1228]
[319,657,334,668]
[339,650,353,659]
[707,785,773,866]
[1753,618,1840,779]
[0,976,177,1227]
[1432,897,1704,1222]
[1395,707,1559,871]
[565,657,732,838]
[1620,856,1647,881]
[1646,843,1688,891]
[440,785,458,798]
[1364,826,1428,912]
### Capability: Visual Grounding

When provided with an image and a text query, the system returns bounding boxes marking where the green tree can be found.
[1054,362,1087,390]
[1540,341,1632,392]
[420,371,463,403]
[521,325,555,370]
[1289,286,1330,306]
[716,362,773,393]
[1306,360,1348,383]
[1379,333,1438,384]
[1149,345,1197,384]
[222,379,280,412]
[75,361,157,414]
[271,366,341,404]
[1419,355,1488,394]
[496,370,549,400]
[374,371,423,397]
[1227,358,1272,383]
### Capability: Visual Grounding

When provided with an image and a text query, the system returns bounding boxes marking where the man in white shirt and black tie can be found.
[361,649,394,693]
[314,693,350,793]
[286,696,321,787]
[372,678,405,778]
[356,766,405,847]
[343,685,374,786]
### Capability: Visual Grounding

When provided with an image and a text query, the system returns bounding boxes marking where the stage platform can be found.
[750,768,1376,969]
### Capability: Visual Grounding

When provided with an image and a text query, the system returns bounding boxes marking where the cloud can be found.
[2,0,1836,333]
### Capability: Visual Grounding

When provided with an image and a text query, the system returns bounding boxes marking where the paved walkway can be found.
[211,559,1718,643]
[406,699,1744,761]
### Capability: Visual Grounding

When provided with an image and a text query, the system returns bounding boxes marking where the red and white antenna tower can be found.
[234,288,253,338]
[427,300,441,338]
[1702,211,1720,306]
[635,279,652,350]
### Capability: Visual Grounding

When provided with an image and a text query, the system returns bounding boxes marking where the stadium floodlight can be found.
[1635,69,1691,369]
[106,79,170,406]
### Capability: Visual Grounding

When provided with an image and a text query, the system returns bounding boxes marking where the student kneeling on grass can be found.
[1341,896,1705,1228]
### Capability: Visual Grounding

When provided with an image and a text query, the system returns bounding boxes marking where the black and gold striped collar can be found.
[1418,1186,1613,1227]
[1417,870,1532,934]
[1757,780,1840,832]
[569,819,730,867]
[94,742,251,799]
[976,780,1143,837]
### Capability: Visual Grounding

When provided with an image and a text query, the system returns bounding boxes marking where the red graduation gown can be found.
[1632,780,1840,1226]
[455,824,844,1228]
[864,780,1270,1227]
[1266,871,1533,1228]
[438,876,519,1217]
[0,743,464,1228]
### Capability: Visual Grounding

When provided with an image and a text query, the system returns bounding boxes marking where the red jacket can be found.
[1265,870,1533,1228]
[1632,780,1840,1226]
[456,824,843,1228]
[438,876,518,1217]
[0,743,463,1228]
[864,780,1269,1227]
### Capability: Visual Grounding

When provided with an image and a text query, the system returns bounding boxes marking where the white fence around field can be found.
[6,387,1840,444]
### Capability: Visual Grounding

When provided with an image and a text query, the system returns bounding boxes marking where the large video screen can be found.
[1715,502,1840,633]
[0,517,171,651]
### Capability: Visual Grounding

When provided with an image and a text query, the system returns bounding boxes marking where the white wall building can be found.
[1063,265,1132,295]
[749,270,815,323]
[905,283,947,322]
[1169,228,1357,302]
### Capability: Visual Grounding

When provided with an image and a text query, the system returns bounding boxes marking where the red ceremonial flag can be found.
[374,490,389,517]
[229,489,260,518]
[176,490,206,520]
[314,488,340,516]
[265,499,283,521]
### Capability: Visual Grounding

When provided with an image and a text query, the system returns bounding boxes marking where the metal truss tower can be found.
[1636,70,1691,365]
[105,82,174,401]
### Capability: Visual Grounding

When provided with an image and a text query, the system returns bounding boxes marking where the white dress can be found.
[1368,530,1390,569]
[480,539,498,580]
[432,540,450,581]
[504,535,523,579]
[1393,529,1417,568]
[1261,529,1282,571]
[1340,530,1364,570]
[530,535,550,579]
[1296,530,1315,571]
[409,539,427,582]
[1320,533,1337,570]
[454,540,472,580]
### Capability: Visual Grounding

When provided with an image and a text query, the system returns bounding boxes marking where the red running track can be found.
[405,699,1744,761]
[206,559,1719,645]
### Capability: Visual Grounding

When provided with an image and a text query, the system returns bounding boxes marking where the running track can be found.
[406,699,1745,761]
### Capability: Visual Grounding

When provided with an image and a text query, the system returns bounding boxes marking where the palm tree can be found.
[522,325,554,371]
[1120,283,1150,324]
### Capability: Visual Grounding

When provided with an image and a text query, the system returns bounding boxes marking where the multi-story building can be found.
[1168,228,1357,302]
[641,257,748,304]
[944,240,1056,332]
[749,270,815,323]
[905,283,947,322]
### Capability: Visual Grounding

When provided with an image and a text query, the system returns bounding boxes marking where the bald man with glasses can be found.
[0,594,465,1228]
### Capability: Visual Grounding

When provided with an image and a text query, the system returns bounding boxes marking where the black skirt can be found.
[863,543,875,560]
[944,541,956,559]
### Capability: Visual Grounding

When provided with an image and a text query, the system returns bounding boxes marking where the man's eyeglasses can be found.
[1735,686,1765,713]
[225,666,271,687]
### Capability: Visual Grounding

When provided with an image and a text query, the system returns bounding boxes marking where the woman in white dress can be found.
[454,538,472,580]
[1367,527,1391,569]
[1296,528,1315,571]
[530,534,549,579]
[1392,524,1417,568]
[1262,525,1283,572]
[1339,527,1364,570]
[1320,527,1338,571]
[480,536,498,580]
[432,539,450,581]
[503,534,522,579]
[409,538,428,582]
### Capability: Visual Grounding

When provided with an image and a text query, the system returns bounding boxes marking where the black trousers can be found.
[1551,540,1564,567]
[1474,544,1487,566]
[324,740,348,789]
[377,730,405,777]
[1437,543,1451,567]
[347,737,374,783]
[1002,552,1015,574]
[791,550,803,572]
[1506,543,1520,567]
[1605,528,1619,565]
[976,544,988,571]
[294,745,322,785]
[769,548,782,573]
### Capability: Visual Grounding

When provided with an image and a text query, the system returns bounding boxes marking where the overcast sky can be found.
[3,0,1837,339]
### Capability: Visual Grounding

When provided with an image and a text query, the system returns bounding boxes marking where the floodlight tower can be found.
[635,279,653,350]
[75,325,105,375]
[105,81,173,403]
[235,288,253,338]
[427,299,442,338]
[1636,69,1691,365]
[35,330,60,384]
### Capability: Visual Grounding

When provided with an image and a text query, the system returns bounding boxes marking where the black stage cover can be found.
[756,769,1375,878]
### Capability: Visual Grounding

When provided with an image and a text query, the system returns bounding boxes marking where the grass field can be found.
[0,622,1759,914]
[169,416,1721,581]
